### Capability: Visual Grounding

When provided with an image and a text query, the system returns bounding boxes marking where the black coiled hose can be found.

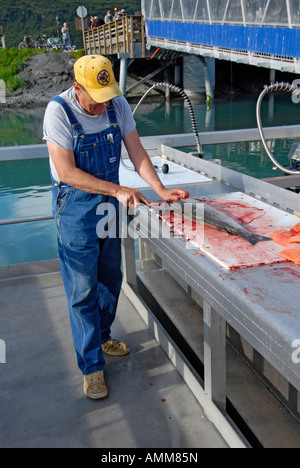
[133,82,203,158]
[121,82,204,172]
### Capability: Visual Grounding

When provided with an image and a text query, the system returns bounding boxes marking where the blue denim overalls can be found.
[51,96,123,376]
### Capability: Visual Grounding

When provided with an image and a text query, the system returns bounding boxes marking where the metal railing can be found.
[0,215,53,227]
[142,1,300,73]
[143,0,300,28]
[84,16,146,58]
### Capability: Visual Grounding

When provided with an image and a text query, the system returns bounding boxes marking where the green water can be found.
[0,93,299,265]
[0,158,55,265]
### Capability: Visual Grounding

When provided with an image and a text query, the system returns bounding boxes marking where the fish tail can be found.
[248,234,271,246]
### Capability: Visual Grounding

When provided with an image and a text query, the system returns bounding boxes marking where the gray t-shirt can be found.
[43,87,136,181]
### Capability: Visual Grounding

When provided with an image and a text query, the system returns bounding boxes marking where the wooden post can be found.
[81,16,86,53]
[124,17,129,53]
[104,25,107,56]
[116,20,120,54]
[92,28,96,54]
[109,22,113,55]
[130,16,134,58]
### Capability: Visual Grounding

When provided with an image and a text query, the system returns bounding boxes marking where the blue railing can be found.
[146,20,300,59]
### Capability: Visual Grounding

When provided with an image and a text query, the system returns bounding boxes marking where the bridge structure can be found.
[142,0,300,74]
[84,15,146,60]
[83,2,300,102]
[83,15,150,96]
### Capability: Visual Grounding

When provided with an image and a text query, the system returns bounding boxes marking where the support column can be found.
[164,68,171,102]
[270,69,276,83]
[203,301,227,414]
[268,69,276,119]
[198,56,214,110]
[174,62,181,86]
[118,53,131,97]
[183,55,215,108]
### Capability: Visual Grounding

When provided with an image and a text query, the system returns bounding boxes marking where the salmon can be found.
[271,223,300,265]
[270,230,295,246]
[167,199,270,246]
[279,246,300,265]
[271,223,300,246]
[287,234,300,245]
[290,223,300,235]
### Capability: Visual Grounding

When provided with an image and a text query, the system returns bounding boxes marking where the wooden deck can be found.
[83,16,146,59]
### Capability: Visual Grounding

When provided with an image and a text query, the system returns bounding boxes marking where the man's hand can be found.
[115,186,189,208]
[123,130,190,204]
[158,188,190,202]
[115,186,151,208]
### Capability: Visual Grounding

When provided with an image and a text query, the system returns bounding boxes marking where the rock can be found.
[3,52,77,108]
[2,52,167,109]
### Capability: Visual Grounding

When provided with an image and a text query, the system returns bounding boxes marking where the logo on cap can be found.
[97,70,110,87]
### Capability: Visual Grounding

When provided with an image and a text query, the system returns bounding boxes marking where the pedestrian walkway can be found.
[0,269,227,448]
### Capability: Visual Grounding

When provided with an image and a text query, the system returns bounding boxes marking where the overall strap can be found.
[51,96,85,138]
[106,100,118,126]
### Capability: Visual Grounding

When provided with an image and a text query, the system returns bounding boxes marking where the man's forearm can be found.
[60,166,119,197]
[137,157,166,195]
[128,145,166,196]
[125,137,190,203]
[59,166,150,206]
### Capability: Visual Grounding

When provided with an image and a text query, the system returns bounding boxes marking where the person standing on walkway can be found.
[104,10,113,23]
[61,22,72,50]
[43,55,189,400]
[113,7,122,20]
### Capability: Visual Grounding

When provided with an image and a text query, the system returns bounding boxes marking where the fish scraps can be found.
[271,223,300,266]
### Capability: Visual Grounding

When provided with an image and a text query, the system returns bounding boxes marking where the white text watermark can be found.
[0,339,6,364]
[291,339,300,364]
[95,202,205,249]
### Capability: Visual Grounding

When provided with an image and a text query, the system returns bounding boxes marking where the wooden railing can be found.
[83,16,146,58]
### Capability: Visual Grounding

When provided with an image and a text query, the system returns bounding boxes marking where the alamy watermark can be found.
[95,201,205,249]
[291,339,300,364]
[0,339,6,364]
[0,79,6,104]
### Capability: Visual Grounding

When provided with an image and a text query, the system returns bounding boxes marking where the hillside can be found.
[0,0,142,48]
[1,51,166,108]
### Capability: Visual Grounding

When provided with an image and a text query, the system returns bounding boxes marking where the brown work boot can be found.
[83,371,108,400]
[102,338,130,356]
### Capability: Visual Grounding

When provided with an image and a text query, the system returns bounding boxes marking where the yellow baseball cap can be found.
[74,55,122,103]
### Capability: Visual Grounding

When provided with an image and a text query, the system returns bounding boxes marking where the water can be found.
[0,93,300,266]
[0,159,55,265]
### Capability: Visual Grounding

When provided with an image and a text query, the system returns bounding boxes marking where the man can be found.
[43,55,189,400]
[89,16,95,29]
[113,7,122,20]
[94,16,104,27]
[61,22,72,50]
[104,10,113,23]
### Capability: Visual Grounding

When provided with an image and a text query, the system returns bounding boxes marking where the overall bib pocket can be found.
[76,128,121,179]
[56,186,72,215]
